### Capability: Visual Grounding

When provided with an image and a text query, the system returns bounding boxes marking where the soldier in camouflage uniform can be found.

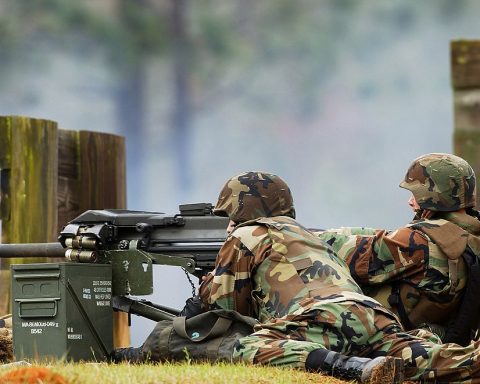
[200,170,480,383]
[315,153,480,345]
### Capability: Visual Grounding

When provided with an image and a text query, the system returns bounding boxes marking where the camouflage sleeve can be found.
[198,236,258,317]
[316,226,429,285]
[315,227,377,238]
[198,272,214,309]
[315,227,377,256]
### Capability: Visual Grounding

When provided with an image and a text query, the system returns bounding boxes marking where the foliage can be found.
[0,0,345,115]
[0,0,168,67]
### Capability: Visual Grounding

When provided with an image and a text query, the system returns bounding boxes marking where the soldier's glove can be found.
[179,296,204,318]
[109,347,144,364]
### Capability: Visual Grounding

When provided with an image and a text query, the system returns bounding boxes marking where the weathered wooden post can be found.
[0,117,130,348]
[58,129,129,347]
[0,116,58,315]
[451,40,480,205]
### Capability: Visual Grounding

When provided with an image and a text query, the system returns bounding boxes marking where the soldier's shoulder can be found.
[390,225,429,243]
[231,223,269,250]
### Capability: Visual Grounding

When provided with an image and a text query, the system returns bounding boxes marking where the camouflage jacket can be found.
[199,216,395,323]
[315,212,480,328]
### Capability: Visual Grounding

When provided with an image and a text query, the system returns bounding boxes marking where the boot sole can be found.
[367,356,404,384]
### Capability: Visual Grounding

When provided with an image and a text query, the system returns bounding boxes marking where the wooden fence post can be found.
[57,130,126,228]
[57,129,81,232]
[78,130,129,348]
[0,116,58,315]
[0,118,129,348]
[451,40,480,206]
[57,129,129,348]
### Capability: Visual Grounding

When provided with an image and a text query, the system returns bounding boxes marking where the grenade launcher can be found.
[0,202,228,361]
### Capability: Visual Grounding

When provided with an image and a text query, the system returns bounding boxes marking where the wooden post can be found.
[451,40,480,206]
[57,129,81,232]
[79,131,129,348]
[78,131,126,211]
[0,116,58,315]
[0,118,129,347]
[57,130,129,348]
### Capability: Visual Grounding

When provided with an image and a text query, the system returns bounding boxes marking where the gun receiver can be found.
[3,203,228,321]
[57,203,228,297]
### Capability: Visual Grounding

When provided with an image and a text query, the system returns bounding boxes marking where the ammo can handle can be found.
[15,297,60,318]
[14,272,60,279]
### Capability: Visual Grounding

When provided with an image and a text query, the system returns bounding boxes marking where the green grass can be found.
[0,362,351,384]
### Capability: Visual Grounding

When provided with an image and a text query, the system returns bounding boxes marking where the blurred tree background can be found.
[0,0,479,343]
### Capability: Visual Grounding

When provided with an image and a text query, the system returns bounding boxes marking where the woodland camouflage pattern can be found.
[199,171,480,382]
[316,211,480,330]
[316,153,480,332]
[400,153,476,211]
[213,172,295,223]
[200,216,372,320]
[200,216,480,382]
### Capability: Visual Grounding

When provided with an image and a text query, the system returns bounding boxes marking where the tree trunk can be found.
[113,62,145,199]
[113,0,147,201]
[171,0,192,198]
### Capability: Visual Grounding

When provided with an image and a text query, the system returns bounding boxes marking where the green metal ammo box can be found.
[11,262,113,361]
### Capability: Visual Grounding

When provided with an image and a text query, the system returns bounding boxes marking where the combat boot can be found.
[109,346,143,363]
[306,348,404,384]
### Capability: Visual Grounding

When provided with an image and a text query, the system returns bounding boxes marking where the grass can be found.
[0,361,352,384]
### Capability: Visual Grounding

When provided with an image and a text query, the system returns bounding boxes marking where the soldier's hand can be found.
[179,296,204,318]
[201,270,215,282]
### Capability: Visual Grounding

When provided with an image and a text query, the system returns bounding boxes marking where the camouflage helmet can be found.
[213,172,296,222]
[399,153,476,211]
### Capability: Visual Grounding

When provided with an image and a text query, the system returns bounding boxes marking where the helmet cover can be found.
[400,153,476,211]
[213,172,295,222]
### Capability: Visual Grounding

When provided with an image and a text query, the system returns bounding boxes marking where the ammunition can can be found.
[11,263,113,361]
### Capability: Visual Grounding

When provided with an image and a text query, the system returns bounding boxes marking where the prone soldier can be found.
[316,153,480,345]
[112,172,405,382]
[199,171,480,383]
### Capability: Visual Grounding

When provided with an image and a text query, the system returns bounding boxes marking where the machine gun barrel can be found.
[0,242,66,258]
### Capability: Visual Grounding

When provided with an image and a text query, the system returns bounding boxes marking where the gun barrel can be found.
[0,243,65,258]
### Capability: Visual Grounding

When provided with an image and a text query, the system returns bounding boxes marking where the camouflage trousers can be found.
[233,301,480,383]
